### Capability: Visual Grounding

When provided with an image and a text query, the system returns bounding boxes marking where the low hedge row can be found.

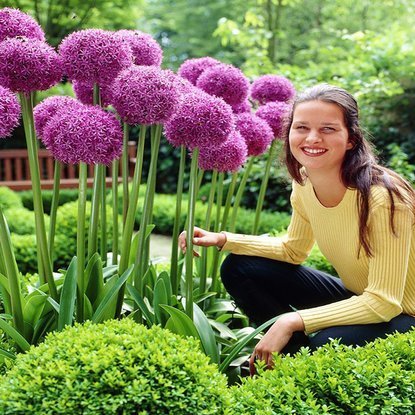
[1,318,415,414]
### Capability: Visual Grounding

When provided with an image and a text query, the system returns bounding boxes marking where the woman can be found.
[179,84,415,374]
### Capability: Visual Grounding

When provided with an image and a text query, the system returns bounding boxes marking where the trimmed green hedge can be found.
[0,319,231,415]
[0,187,23,211]
[10,234,38,275]
[4,208,49,235]
[230,330,415,414]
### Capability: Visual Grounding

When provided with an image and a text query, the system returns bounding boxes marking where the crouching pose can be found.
[179,84,415,374]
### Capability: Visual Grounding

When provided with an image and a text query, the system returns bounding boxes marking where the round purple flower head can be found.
[34,96,81,145]
[256,101,291,139]
[72,81,113,107]
[198,130,247,172]
[251,75,295,104]
[197,63,250,106]
[0,85,21,138]
[115,30,163,66]
[0,37,62,94]
[59,29,133,85]
[231,99,252,114]
[236,113,274,157]
[44,105,123,165]
[165,71,196,97]
[111,65,179,125]
[164,90,235,150]
[177,57,220,86]
[0,8,45,42]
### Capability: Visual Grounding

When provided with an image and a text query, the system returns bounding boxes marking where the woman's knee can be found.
[220,253,249,287]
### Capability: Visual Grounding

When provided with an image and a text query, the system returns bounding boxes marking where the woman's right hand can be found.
[178,226,227,256]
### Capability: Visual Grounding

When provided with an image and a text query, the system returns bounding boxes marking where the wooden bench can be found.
[0,141,137,191]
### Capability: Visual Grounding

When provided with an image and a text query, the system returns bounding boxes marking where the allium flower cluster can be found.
[44,105,123,165]
[164,91,235,150]
[59,29,133,85]
[256,101,291,139]
[34,96,81,145]
[0,37,62,94]
[196,64,250,106]
[231,99,251,114]
[251,75,295,104]
[236,113,274,157]
[116,30,163,66]
[166,71,195,97]
[198,130,247,172]
[0,85,21,138]
[0,8,45,42]
[111,65,179,125]
[72,81,113,107]
[177,57,220,86]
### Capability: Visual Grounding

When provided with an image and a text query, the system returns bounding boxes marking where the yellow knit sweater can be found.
[223,179,415,333]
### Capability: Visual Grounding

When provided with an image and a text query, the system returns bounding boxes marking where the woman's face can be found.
[289,100,353,176]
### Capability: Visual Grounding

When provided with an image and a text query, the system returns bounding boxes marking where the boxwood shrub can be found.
[4,208,49,235]
[0,186,23,211]
[230,330,415,414]
[9,234,38,275]
[0,319,231,415]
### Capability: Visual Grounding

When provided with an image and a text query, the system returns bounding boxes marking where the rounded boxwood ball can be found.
[0,319,230,414]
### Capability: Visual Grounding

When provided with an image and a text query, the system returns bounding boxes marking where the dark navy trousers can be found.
[220,254,415,354]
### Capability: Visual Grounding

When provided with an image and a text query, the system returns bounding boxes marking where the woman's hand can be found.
[249,312,305,375]
[178,226,227,256]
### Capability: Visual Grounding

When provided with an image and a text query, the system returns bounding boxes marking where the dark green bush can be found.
[230,330,415,414]
[9,234,38,275]
[4,208,49,235]
[0,187,23,211]
[0,319,231,415]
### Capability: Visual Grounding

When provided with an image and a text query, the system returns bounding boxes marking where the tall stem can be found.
[221,172,238,231]
[112,159,119,265]
[184,147,199,320]
[230,157,255,232]
[115,125,147,317]
[87,164,102,258]
[76,162,88,322]
[253,139,277,234]
[100,165,107,263]
[48,160,61,262]
[170,145,186,296]
[19,92,57,300]
[122,123,130,226]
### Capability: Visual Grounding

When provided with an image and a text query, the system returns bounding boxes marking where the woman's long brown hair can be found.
[284,84,415,257]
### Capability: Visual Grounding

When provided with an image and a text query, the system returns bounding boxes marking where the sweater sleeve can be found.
[298,203,414,334]
[222,184,315,264]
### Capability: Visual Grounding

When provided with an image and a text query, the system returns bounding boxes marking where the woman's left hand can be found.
[249,312,305,375]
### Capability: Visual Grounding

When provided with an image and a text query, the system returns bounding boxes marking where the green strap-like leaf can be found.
[57,256,78,331]
[126,283,154,326]
[160,305,200,339]
[153,278,168,325]
[0,316,30,352]
[0,348,16,360]
[85,253,104,305]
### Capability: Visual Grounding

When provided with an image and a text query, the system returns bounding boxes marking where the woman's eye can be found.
[296,125,308,130]
[322,127,335,132]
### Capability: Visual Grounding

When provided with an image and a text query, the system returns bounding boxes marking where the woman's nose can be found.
[304,130,322,144]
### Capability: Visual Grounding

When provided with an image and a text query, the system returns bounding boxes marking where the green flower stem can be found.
[199,169,218,295]
[122,123,130,226]
[230,157,255,232]
[112,159,119,265]
[133,125,162,299]
[184,147,200,320]
[252,139,278,234]
[100,165,107,263]
[76,162,88,322]
[221,172,238,231]
[87,164,102,259]
[115,125,146,318]
[48,160,61,261]
[170,145,186,296]
[0,208,24,336]
[196,168,204,195]
[19,92,57,300]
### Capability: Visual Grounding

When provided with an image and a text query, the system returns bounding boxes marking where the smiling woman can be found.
[179,83,415,374]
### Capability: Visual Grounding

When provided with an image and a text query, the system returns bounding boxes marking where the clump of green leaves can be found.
[0,319,231,415]
[230,330,415,414]
[0,187,23,211]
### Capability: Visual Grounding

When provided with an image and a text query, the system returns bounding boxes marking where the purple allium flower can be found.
[72,81,113,107]
[198,130,247,172]
[231,99,252,114]
[0,8,45,42]
[165,71,196,97]
[111,65,180,125]
[0,85,21,138]
[44,105,123,165]
[256,101,291,139]
[59,29,133,85]
[0,37,62,94]
[251,75,295,104]
[34,96,82,145]
[164,90,235,150]
[196,63,250,106]
[115,30,163,66]
[177,57,221,86]
[235,113,274,157]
